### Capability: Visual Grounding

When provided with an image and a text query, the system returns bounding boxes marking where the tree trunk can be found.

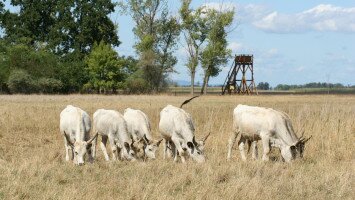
[190,71,195,96]
[201,72,209,95]
[203,75,209,95]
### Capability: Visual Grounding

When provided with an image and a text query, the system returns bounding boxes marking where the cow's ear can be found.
[86,143,92,149]
[124,142,130,150]
[155,139,163,147]
[290,145,296,151]
[187,142,194,154]
[187,142,194,149]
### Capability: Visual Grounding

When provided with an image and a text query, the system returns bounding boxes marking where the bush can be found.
[7,69,37,93]
[125,77,149,94]
[37,78,62,93]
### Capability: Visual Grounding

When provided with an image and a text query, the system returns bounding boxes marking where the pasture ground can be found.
[0,95,354,200]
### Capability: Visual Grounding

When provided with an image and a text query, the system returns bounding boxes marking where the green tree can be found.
[180,0,209,95]
[200,8,234,94]
[85,41,125,94]
[257,82,270,90]
[0,40,10,92]
[1,0,120,57]
[124,0,180,92]
[0,42,63,93]
[53,0,120,56]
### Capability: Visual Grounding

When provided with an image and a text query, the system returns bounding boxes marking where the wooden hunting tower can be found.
[221,54,257,95]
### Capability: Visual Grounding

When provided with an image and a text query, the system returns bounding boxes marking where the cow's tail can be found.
[180,95,200,108]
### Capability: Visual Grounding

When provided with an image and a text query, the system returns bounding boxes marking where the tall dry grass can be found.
[0,95,354,200]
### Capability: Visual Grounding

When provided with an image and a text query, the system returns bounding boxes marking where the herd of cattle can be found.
[59,97,312,165]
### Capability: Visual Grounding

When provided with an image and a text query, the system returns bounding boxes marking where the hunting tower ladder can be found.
[221,54,257,95]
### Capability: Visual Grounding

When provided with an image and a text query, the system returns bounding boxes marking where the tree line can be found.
[256,82,354,91]
[274,82,354,90]
[0,0,234,94]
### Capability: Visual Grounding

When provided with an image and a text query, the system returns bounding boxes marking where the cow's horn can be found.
[298,129,305,139]
[156,138,163,146]
[87,133,98,144]
[64,131,74,147]
[202,132,211,143]
[303,135,312,143]
[143,134,150,144]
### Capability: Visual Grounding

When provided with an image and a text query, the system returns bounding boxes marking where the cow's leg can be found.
[91,132,98,159]
[227,131,240,160]
[251,141,258,159]
[168,141,175,159]
[100,135,110,161]
[171,135,186,163]
[169,141,177,161]
[173,144,178,163]
[108,135,118,161]
[63,136,71,161]
[261,135,270,161]
[163,139,168,159]
[238,136,247,161]
[163,140,173,159]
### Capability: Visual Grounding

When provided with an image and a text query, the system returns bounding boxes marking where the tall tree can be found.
[180,0,208,95]
[200,8,234,94]
[124,0,180,92]
[1,0,58,45]
[85,41,125,94]
[1,0,120,56]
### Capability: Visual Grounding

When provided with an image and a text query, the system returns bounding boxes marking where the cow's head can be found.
[187,133,210,163]
[64,132,98,165]
[116,140,136,161]
[280,135,312,162]
[142,135,162,160]
[294,135,312,158]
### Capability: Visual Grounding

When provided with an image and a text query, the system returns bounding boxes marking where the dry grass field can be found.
[0,95,354,200]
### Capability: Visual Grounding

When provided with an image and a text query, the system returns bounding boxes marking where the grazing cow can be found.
[59,105,98,165]
[93,109,141,161]
[159,104,210,163]
[124,108,162,160]
[227,104,312,162]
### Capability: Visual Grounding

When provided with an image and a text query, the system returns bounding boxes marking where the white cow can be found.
[93,109,139,161]
[124,108,162,160]
[59,105,97,165]
[159,105,210,163]
[227,104,311,162]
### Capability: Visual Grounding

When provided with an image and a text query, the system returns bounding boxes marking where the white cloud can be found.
[201,3,355,33]
[236,4,270,23]
[201,2,269,24]
[295,66,305,72]
[201,2,236,13]
[227,42,243,52]
[253,4,355,33]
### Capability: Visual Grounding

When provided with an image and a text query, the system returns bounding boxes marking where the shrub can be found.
[125,77,149,94]
[37,78,62,93]
[7,69,36,93]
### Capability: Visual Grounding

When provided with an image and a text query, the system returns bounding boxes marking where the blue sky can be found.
[4,1,355,86]
[114,0,355,86]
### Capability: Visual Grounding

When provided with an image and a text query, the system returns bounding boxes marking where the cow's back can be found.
[60,105,91,140]
[94,109,130,143]
[233,105,298,144]
[159,105,194,140]
[124,108,151,140]
[233,105,281,136]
